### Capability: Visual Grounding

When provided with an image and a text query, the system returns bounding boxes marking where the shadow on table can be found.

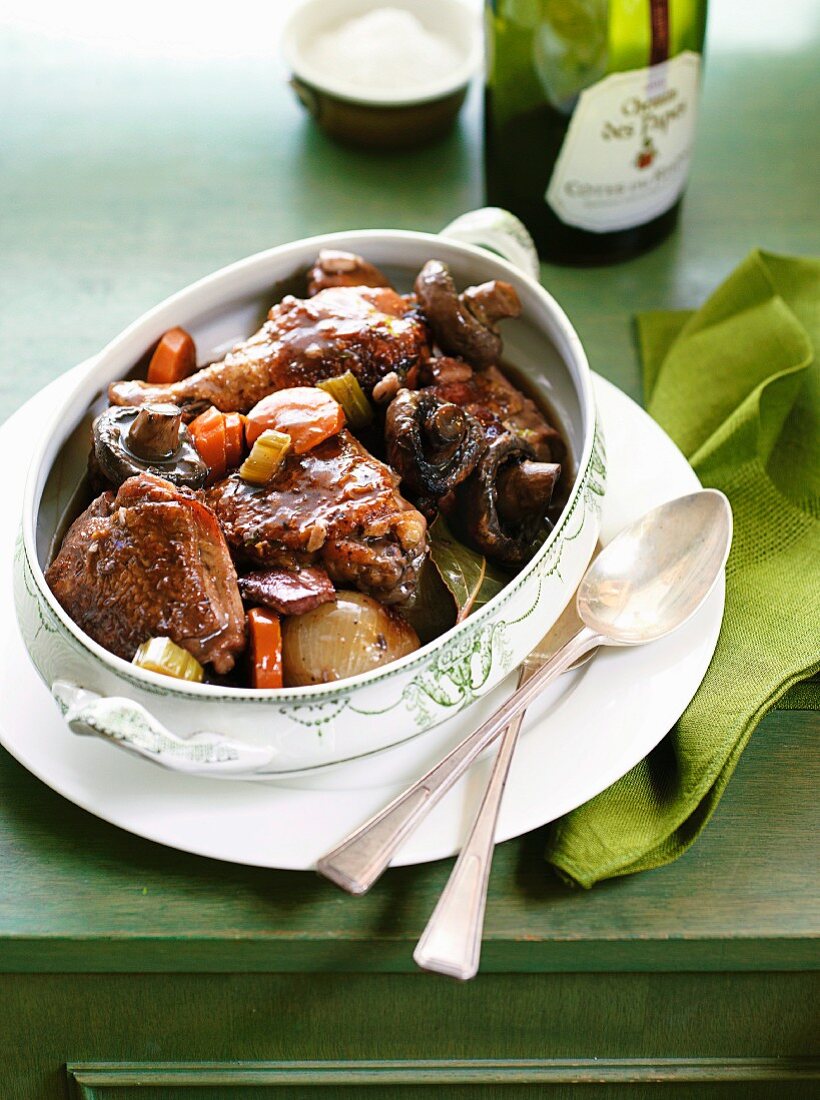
[273,101,483,241]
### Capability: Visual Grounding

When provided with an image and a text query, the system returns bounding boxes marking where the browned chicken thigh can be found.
[46,473,246,672]
[207,429,428,605]
[109,285,429,415]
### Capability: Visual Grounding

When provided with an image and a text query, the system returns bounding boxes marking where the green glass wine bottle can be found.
[485,0,708,264]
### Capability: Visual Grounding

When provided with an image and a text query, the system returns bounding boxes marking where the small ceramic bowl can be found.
[282,0,482,149]
[15,208,605,778]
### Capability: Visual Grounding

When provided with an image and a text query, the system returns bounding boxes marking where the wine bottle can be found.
[485,0,708,264]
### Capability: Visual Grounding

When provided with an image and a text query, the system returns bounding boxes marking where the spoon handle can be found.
[316,625,601,895]
[413,663,534,980]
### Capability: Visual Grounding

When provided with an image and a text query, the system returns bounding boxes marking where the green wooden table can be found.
[1,6,818,1098]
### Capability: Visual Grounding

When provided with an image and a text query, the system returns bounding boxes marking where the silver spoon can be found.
[413,488,732,979]
[317,492,732,925]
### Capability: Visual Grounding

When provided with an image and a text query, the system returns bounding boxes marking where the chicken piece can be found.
[46,473,246,673]
[109,286,429,415]
[422,360,566,465]
[307,249,391,295]
[207,429,428,605]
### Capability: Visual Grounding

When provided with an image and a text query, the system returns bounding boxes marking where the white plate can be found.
[1,367,724,869]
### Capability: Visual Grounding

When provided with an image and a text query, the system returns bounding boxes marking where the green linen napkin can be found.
[544,250,820,888]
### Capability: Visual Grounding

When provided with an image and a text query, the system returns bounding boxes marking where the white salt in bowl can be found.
[282,0,482,149]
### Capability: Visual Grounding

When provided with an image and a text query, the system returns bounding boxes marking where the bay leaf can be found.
[429,516,510,622]
[399,556,457,643]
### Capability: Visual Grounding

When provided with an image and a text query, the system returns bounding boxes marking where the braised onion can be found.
[282,591,419,686]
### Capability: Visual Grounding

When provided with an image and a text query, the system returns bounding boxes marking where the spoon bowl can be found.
[577,489,733,645]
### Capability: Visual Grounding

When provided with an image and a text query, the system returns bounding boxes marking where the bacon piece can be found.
[238,566,335,616]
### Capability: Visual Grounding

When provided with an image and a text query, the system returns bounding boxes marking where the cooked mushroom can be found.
[307,249,392,296]
[496,460,562,525]
[462,280,522,332]
[414,260,521,369]
[459,432,561,568]
[126,403,184,460]
[92,403,208,489]
[385,388,483,512]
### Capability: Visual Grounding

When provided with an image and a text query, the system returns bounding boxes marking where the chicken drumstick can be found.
[109,285,429,415]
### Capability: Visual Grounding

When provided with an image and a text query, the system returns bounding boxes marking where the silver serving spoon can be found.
[318,491,732,960]
[414,489,732,979]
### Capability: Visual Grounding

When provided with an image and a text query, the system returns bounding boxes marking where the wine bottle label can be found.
[545,51,701,234]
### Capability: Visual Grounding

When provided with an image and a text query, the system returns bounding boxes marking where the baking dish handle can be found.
[439,207,540,281]
[51,680,275,776]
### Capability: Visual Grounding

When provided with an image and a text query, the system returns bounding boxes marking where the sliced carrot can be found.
[189,406,227,482]
[246,387,345,453]
[223,412,246,469]
[147,327,197,384]
[247,608,283,689]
